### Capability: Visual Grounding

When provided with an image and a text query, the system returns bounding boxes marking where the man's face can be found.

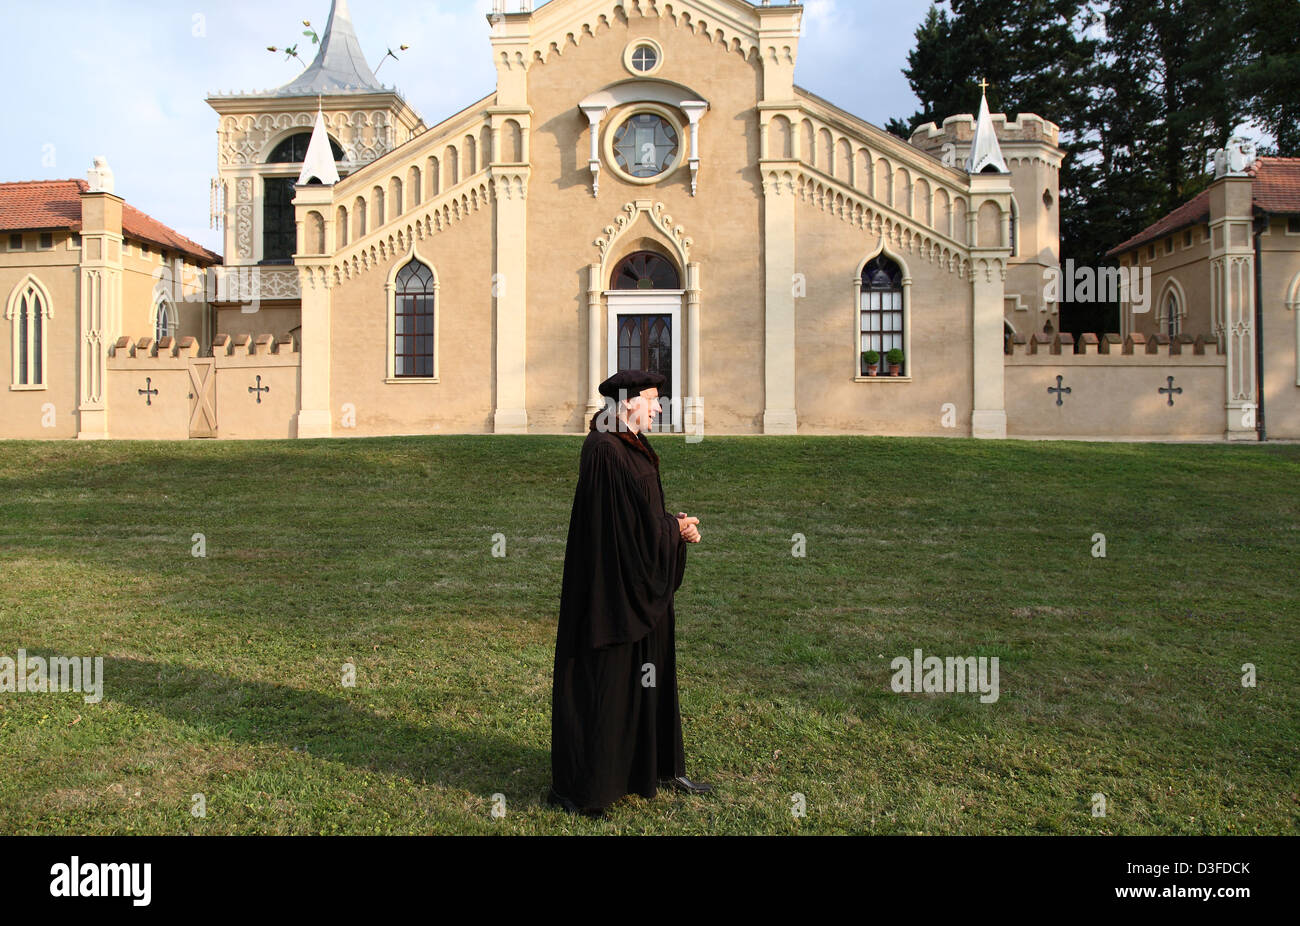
[625,388,662,432]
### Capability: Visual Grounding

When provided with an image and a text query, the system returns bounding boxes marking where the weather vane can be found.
[374,45,411,76]
[267,19,320,66]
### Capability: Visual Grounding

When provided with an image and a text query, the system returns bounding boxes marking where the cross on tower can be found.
[979,77,989,94]
[1048,375,1071,406]
[138,377,159,406]
[249,375,271,404]
[1159,376,1183,406]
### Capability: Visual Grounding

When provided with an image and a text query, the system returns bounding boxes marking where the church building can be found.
[2,0,1297,442]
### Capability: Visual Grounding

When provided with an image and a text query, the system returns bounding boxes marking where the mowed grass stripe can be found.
[0,436,1296,834]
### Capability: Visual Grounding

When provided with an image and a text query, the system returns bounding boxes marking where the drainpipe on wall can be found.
[1253,212,1268,441]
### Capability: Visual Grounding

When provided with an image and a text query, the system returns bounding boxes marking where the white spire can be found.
[298,108,341,185]
[965,85,1009,175]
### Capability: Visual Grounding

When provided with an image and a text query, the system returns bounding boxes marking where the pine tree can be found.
[1238,0,1300,155]
[886,0,1095,143]
[887,0,1255,336]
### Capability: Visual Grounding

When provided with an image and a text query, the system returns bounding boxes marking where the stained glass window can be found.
[612,114,679,179]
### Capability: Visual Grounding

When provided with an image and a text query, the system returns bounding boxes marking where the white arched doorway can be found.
[605,250,683,432]
[588,201,700,434]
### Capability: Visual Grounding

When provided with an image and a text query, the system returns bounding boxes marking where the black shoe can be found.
[659,775,714,794]
[547,787,606,819]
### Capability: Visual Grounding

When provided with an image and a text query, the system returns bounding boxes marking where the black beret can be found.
[598,369,666,400]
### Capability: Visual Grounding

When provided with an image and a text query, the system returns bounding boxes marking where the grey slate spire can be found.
[274,0,384,97]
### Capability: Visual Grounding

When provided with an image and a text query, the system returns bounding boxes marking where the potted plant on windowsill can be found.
[862,350,880,376]
[886,348,905,376]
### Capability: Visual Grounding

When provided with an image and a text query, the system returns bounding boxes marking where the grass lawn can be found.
[0,435,1296,835]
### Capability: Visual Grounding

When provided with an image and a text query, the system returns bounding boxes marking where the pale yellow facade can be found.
[3,0,1298,443]
[1114,160,1300,441]
[1,186,216,440]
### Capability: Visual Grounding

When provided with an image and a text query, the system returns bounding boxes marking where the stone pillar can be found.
[491,168,530,433]
[1209,168,1257,440]
[968,173,1013,439]
[486,10,531,434]
[756,4,802,103]
[586,264,603,420]
[77,187,123,439]
[488,10,531,108]
[762,171,798,434]
[295,265,332,438]
[685,262,703,435]
[292,184,336,439]
[970,260,1008,439]
[755,4,802,436]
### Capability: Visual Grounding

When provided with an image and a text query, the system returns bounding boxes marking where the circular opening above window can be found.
[623,39,664,76]
[610,112,681,181]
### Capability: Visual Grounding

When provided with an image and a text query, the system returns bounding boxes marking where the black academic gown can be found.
[550,414,689,811]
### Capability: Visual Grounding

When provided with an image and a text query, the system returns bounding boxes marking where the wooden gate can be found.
[187,358,217,438]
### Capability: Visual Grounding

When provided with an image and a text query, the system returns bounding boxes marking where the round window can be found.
[611,113,680,179]
[623,39,664,76]
[631,45,658,72]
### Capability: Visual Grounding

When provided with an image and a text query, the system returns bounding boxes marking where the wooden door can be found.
[616,314,672,431]
[187,358,217,438]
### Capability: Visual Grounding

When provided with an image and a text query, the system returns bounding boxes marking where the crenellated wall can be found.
[1005,332,1227,440]
[106,333,300,440]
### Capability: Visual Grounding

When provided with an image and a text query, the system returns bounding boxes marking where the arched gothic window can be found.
[154,296,174,342]
[611,251,681,290]
[394,259,435,378]
[9,278,51,387]
[860,256,905,376]
[266,132,344,164]
[1163,292,1182,339]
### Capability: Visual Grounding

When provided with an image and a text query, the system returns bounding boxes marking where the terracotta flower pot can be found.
[867,365,879,377]
[889,364,902,376]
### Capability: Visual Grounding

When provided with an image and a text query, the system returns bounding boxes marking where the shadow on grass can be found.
[72,652,551,802]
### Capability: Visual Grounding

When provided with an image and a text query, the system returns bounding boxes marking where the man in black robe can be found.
[548,370,711,818]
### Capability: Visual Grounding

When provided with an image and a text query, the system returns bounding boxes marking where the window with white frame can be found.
[860,257,906,375]
[394,258,435,378]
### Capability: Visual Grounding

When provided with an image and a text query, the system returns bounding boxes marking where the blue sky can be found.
[0,0,939,252]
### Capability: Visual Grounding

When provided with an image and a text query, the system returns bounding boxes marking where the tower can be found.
[206,0,424,273]
[910,93,1064,331]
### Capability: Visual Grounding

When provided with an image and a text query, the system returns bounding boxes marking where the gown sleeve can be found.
[568,438,688,651]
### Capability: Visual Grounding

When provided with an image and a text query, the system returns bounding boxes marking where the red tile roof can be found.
[0,178,221,264]
[1108,157,1300,257]
[1251,156,1300,213]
